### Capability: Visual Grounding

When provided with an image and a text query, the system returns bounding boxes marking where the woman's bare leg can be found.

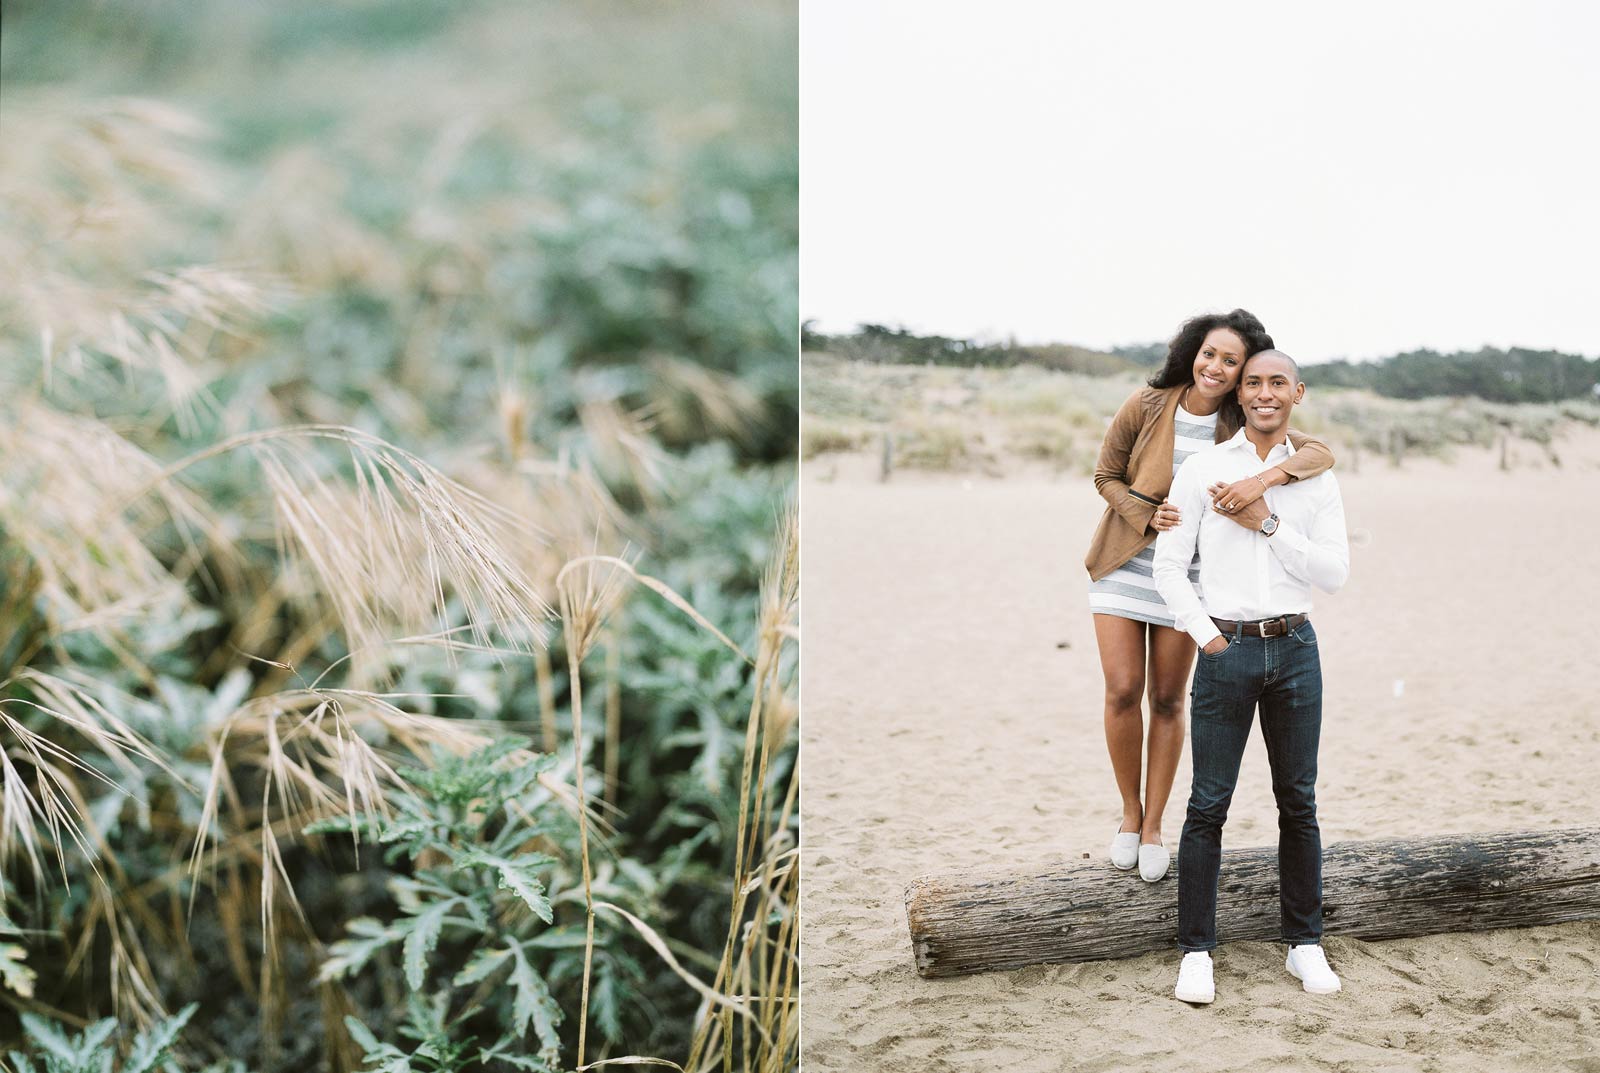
[1141,624,1196,845]
[1093,613,1148,834]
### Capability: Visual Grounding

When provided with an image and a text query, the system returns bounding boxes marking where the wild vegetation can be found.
[808,325,1600,404]
[1307,347,1600,404]
[802,353,1600,474]
[802,323,1149,378]
[0,2,796,1071]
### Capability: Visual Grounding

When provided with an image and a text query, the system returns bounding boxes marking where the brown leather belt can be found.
[1210,613,1309,638]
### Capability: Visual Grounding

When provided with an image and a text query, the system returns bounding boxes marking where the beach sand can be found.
[800,430,1600,1072]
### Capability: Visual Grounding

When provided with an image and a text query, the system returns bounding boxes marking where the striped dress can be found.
[1086,404,1217,627]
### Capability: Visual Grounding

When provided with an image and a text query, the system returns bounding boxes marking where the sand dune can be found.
[800,430,1600,1072]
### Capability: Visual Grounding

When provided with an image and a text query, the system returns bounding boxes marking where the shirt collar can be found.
[1225,426,1295,460]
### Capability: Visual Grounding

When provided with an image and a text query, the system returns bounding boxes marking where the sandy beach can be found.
[800,431,1600,1072]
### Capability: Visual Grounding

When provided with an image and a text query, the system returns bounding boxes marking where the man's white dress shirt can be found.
[1152,428,1349,650]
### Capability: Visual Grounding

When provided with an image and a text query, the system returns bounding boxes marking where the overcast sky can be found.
[802,1,1600,362]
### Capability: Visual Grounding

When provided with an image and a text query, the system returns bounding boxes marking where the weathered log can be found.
[905,826,1600,978]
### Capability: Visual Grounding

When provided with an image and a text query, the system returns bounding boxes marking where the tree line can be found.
[803,323,1600,404]
[801,322,1156,377]
[1305,347,1600,404]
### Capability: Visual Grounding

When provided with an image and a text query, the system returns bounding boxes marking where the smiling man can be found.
[1151,349,1350,1005]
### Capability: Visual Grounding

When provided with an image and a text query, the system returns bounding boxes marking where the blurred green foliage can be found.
[0,0,796,1069]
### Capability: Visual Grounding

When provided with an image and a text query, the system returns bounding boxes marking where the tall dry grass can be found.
[802,353,1600,475]
[557,502,799,1073]
[0,8,798,1063]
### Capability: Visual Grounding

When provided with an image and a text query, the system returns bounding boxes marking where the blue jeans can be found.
[1177,619,1323,952]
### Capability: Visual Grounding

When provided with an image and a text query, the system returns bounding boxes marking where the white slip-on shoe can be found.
[1174,951,1215,1004]
[1138,843,1170,882]
[1109,831,1139,870]
[1285,944,1342,995]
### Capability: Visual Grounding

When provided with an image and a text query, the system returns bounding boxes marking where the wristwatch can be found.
[1259,512,1280,537]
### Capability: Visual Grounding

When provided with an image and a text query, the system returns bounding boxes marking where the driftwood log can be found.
[905,826,1600,978]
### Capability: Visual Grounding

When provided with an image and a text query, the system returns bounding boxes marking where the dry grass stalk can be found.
[643,355,768,445]
[187,689,426,894]
[499,385,530,465]
[557,550,632,1069]
[578,397,671,506]
[518,457,641,552]
[0,668,191,978]
[0,96,219,286]
[596,900,773,1047]
[684,502,798,1073]
[556,552,631,671]
[68,265,278,431]
[102,424,554,679]
[535,645,559,753]
[19,669,186,774]
[0,402,237,637]
[578,1059,687,1071]
[168,682,597,1034]
[459,455,638,750]
[604,623,623,806]
[558,555,751,667]
[103,887,171,1027]
[5,744,187,1032]
[554,537,784,1063]
[225,147,406,293]
[259,431,551,664]
[1,96,278,423]
[0,665,193,896]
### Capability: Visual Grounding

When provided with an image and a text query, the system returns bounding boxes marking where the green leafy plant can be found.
[0,3,797,1070]
[310,738,648,1072]
[8,1003,199,1073]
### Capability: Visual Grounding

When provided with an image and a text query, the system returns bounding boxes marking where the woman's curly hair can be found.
[1147,308,1275,429]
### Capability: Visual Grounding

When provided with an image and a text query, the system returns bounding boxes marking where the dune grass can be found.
[0,1,797,1070]
[803,353,1600,475]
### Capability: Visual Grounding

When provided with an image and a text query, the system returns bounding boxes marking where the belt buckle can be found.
[1264,615,1287,638]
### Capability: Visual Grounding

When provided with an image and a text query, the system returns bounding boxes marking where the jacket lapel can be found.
[1129,387,1182,501]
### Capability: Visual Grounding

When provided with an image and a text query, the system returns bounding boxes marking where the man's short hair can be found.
[1244,349,1301,382]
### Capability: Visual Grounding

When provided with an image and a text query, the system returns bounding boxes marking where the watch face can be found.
[1261,513,1279,536]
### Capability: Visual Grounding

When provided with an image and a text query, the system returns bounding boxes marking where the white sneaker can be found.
[1174,951,1214,1004]
[1138,843,1170,882]
[1109,831,1139,870]
[1285,944,1342,995]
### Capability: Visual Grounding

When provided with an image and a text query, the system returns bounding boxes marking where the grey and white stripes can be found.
[1088,404,1216,627]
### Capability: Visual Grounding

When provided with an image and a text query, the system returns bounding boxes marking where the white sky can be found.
[801,1,1600,362]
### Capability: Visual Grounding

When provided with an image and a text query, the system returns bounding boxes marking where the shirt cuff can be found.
[1269,518,1310,558]
[1187,617,1223,650]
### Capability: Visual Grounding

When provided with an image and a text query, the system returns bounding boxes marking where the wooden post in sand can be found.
[904,826,1600,978]
[880,431,895,482]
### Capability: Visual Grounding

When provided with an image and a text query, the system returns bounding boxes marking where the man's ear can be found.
[1293,382,1306,404]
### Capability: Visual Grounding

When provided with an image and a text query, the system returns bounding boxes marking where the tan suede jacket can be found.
[1084,385,1335,581]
